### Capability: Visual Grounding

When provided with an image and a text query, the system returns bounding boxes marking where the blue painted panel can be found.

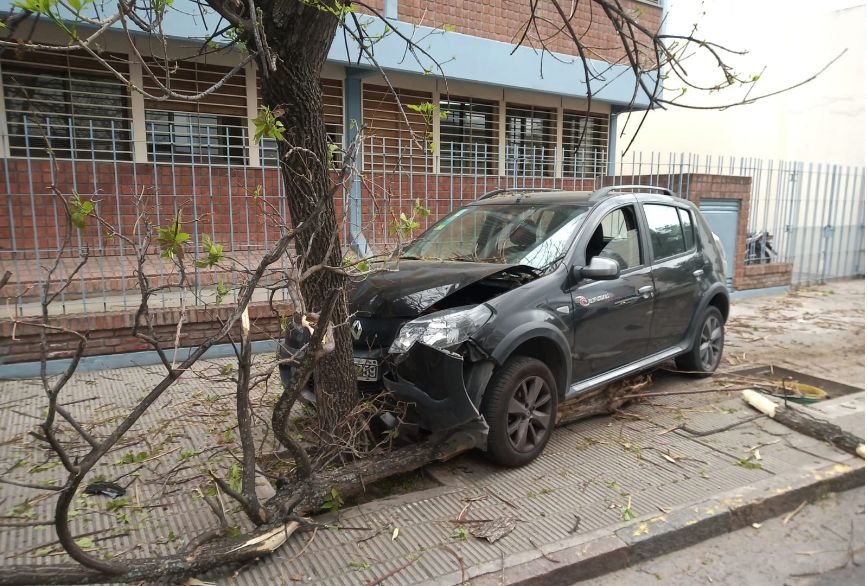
[700,199,740,288]
[0,3,655,108]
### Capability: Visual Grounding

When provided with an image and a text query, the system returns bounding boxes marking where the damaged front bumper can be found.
[383,341,492,446]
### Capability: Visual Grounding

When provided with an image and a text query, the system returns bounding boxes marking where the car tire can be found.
[676,306,725,377]
[481,356,558,467]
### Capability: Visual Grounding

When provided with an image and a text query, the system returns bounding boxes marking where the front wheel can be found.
[676,306,725,376]
[481,356,558,467]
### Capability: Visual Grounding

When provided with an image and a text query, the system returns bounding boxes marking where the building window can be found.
[505,104,555,177]
[362,83,433,173]
[144,59,247,166]
[145,110,246,165]
[439,97,498,175]
[562,111,609,178]
[2,65,132,160]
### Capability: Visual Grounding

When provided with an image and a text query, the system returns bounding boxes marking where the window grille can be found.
[145,110,246,165]
[362,83,433,173]
[562,110,609,178]
[439,96,498,175]
[143,59,247,165]
[505,104,556,177]
[2,51,133,160]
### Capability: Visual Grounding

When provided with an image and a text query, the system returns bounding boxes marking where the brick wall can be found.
[741,263,793,290]
[397,0,662,63]
[0,158,289,261]
[0,303,283,364]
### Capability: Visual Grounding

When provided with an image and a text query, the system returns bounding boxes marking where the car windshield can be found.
[402,203,591,269]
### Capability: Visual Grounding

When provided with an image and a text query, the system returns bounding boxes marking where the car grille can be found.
[349,316,407,351]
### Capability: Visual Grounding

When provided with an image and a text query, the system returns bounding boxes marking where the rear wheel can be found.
[481,356,558,467]
[676,306,725,376]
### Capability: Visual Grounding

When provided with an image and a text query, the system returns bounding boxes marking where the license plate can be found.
[354,358,379,382]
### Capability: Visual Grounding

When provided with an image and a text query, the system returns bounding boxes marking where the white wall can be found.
[617,0,865,166]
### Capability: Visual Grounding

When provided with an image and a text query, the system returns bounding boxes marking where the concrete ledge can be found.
[0,339,278,380]
[471,459,865,584]
[731,285,790,300]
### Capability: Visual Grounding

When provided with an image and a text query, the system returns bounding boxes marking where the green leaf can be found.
[442,23,456,33]
[68,191,94,230]
[621,507,636,521]
[105,497,130,512]
[155,214,190,260]
[74,537,94,549]
[215,281,229,304]
[219,362,234,376]
[195,234,224,268]
[227,463,242,494]
[253,106,285,143]
[326,142,340,168]
[12,0,54,15]
[348,560,370,571]
[736,458,762,470]
[322,487,344,512]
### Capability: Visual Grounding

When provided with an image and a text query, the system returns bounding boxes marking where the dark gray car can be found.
[281,185,729,467]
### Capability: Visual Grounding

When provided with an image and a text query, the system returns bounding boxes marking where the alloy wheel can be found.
[699,314,723,370]
[506,375,553,453]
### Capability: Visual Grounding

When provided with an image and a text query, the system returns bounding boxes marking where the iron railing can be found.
[1,138,863,317]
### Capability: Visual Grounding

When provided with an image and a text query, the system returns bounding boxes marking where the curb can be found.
[470,458,865,585]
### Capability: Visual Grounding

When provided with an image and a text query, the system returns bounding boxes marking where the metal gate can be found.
[699,199,740,289]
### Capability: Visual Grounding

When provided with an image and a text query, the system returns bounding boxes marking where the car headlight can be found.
[389,305,493,354]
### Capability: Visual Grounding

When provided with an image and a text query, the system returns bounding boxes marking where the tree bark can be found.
[258,0,359,436]
[742,390,866,459]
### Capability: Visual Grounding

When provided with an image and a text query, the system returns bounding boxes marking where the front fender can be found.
[486,320,572,396]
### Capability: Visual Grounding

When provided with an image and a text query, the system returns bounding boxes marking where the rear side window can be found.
[643,204,686,259]
[678,208,696,250]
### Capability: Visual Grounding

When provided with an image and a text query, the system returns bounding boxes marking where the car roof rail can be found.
[478,187,562,200]
[589,184,676,200]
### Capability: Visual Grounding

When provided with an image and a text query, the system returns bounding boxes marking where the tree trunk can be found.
[258,0,359,436]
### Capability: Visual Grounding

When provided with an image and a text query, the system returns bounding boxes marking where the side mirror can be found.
[575,256,620,281]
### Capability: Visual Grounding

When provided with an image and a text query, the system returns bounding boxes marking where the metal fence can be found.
[611,152,866,287]
[1,138,863,317]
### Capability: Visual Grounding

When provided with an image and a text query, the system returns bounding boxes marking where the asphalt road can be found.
[583,486,865,586]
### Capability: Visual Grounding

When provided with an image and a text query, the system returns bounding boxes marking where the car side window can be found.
[644,204,687,259]
[584,206,642,270]
[678,208,696,250]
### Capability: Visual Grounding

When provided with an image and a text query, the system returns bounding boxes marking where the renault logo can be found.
[350,320,363,340]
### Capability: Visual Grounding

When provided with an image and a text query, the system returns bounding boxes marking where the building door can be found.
[700,200,740,289]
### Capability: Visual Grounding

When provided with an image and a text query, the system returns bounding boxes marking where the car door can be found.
[571,204,655,382]
[642,203,704,352]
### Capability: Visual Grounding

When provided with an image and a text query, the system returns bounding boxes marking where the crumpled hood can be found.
[350,260,532,318]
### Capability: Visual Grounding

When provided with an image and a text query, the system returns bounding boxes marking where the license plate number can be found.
[354,358,379,382]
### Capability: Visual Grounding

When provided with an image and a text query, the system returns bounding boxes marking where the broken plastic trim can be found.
[383,341,485,434]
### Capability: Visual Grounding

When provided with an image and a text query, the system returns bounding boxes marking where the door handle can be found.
[692,269,704,280]
[638,285,654,299]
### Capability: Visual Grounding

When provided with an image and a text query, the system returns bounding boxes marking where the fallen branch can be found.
[0,521,300,585]
[741,390,865,459]
[557,375,652,425]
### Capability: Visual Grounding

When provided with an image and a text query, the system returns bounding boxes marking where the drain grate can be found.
[735,365,863,399]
